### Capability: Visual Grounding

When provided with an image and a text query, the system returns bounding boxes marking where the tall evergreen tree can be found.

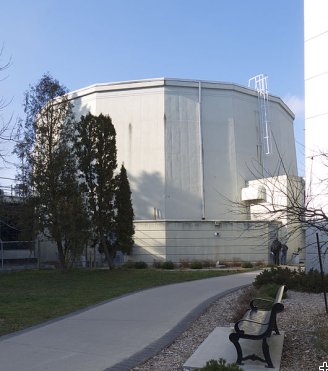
[14,73,88,270]
[115,164,135,255]
[74,113,117,269]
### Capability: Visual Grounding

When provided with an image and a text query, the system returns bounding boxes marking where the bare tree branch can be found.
[0,45,17,166]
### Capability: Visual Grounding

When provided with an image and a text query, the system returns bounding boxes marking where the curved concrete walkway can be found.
[0,271,259,371]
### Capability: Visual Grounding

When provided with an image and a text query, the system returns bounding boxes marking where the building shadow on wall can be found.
[128,170,202,221]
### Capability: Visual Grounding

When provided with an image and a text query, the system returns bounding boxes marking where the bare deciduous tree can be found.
[0,45,15,165]
[230,148,328,270]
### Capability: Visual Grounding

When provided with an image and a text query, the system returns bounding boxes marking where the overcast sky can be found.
[0,0,304,187]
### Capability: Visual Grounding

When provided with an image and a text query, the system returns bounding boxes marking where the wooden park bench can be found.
[229,285,287,368]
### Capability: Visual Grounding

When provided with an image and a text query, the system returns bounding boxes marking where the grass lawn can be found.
[0,268,240,336]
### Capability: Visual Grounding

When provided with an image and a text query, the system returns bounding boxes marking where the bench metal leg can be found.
[262,338,274,368]
[273,318,280,335]
[229,333,243,365]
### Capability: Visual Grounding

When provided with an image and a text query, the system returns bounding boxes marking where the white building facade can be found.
[304,0,328,272]
[68,78,300,264]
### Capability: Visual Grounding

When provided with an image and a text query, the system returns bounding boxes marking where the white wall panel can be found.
[305,73,328,119]
[305,1,328,218]
[74,87,165,220]
[304,0,328,40]
[164,87,202,219]
[304,33,328,80]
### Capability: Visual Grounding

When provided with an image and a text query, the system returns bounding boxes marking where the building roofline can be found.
[68,77,294,119]
[133,219,280,224]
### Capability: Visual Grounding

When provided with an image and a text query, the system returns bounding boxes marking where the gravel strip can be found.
[132,288,328,371]
[279,290,327,371]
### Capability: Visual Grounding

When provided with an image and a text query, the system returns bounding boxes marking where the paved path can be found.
[0,271,259,371]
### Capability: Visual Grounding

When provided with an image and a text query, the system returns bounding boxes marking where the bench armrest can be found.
[234,318,269,333]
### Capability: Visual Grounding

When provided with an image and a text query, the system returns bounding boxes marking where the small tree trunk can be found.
[103,246,114,270]
[56,240,67,271]
[100,237,114,270]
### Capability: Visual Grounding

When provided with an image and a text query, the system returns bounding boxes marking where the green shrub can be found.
[122,261,136,269]
[134,261,148,269]
[231,258,242,267]
[254,267,295,288]
[222,259,242,268]
[152,260,162,269]
[197,358,243,370]
[161,261,175,270]
[179,259,190,269]
[257,283,281,299]
[255,260,265,267]
[222,259,249,268]
[220,261,233,268]
[302,268,328,292]
[230,286,257,322]
[190,260,203,269]
[254,267,328,293]
[202,260,215,268]
[253,283,286,309]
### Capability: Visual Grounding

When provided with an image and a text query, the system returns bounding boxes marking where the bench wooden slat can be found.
[236,309,271,336]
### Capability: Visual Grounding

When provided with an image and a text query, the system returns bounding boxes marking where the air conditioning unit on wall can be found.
[241,186,266,202]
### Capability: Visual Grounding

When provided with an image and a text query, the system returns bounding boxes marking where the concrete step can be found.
[183,327,284,370]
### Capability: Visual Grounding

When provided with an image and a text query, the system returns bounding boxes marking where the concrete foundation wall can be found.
[132,220,279,264]
[38,239,59,263]
[1,249,35,260]
[132,221,167,262]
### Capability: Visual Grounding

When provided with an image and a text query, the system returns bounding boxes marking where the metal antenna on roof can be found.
[248,74,272,161]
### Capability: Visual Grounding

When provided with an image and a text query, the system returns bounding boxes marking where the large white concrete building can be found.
[304,0,328,272]
[68,78,301,263]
